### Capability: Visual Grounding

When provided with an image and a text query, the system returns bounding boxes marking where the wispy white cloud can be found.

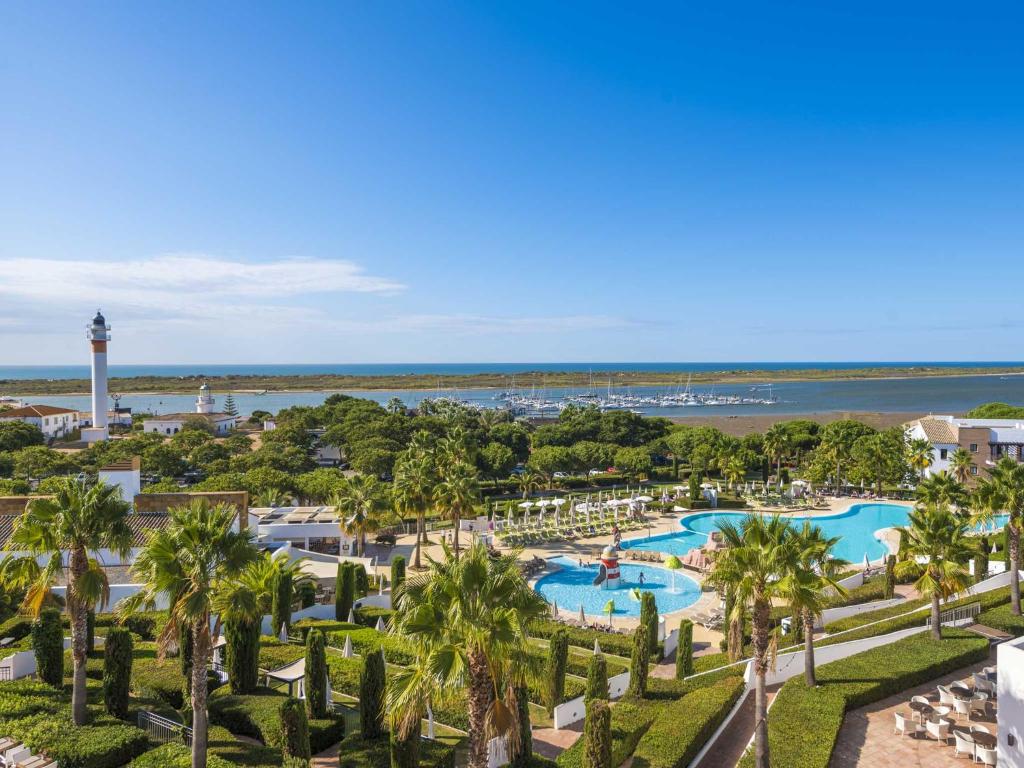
[341,314,643,335]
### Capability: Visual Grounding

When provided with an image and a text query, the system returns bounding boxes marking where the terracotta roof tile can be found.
[0,404,78,418]
[917,419,959,444]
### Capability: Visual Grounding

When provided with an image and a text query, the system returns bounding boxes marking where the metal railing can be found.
[138,711,192,747]
[0,666,11,681]
[926,601,982,628]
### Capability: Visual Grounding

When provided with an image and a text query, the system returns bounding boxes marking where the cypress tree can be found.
[688,473,700,504]
[675,619,694,678]
[355,565,369,598]
[305,629,328,719]
[32,608,63,688]
[272,571,294,637]
[297,580,316,609]
[279,697,311,760]
[639,592,659,658]
[225,618,260,694]
[547,629,569,714]
[627,622,649,699]
[584,699,612,768]
[884,555,896,599]
[179,622,194,676]
[336,562,356,622]
[586,653,608,702]
[360,646,386,739]
[103,627,133,718]
[390,556,406,596]
[510,685,533,767]
[976,537,989,584]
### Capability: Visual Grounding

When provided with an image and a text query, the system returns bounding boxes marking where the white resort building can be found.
[0,404,80,440]
[906,414,1024,481]
[142,383,237,435]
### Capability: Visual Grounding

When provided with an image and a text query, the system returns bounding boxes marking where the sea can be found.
[1,362,1023,419]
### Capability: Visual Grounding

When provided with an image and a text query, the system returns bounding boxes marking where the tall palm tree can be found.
[435,460,480,560]
[514,470,542,500]
[254,487,291,508]
[331,475,389,557]
[973,457,1024,615]
[723,455,746,491]
[907,437,935,481]
[915,471,967,511]
[782,522,848,686]
[763,424,792,487]
[711,514,798,768]
[393,450,437,570]
[390,541,549,768]
[895,505,973,640]
[122,500,257,768]
[0,478,133,725]
[949,448,974,485]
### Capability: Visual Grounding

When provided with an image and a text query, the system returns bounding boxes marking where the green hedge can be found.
[977,603,1024,637]
[129,744,235,768]
[556,701,655,768]
[131,643,189,710]
[32,608,64,687]
[207,686,345,755]
[103,627,133,718]
[530,619,657,660]
[93,611,169,642]
[737,629,989,768]
[336,733,456,768]
[0,614,33,643]
[631,675,745,768]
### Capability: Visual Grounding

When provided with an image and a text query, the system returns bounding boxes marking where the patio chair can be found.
[953,698,972,720]
[952,731,975,760]
[951,681,972,697]
[925,718,950,743]
[910,695,931,723]
[938,685,957,706]
[969,693,989,719]
[894,712,922,738]
[975,746,997,766]
[973,673,995,697]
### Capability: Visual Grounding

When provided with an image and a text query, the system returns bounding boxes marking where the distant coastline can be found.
[4,364,1024,396]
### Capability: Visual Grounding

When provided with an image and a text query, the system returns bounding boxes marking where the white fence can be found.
[818,597,905,629]
[607,670,631,699]
[51,583,168,612]
[552,670,632,730]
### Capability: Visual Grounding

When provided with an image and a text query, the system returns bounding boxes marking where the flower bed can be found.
[736,629,989,768]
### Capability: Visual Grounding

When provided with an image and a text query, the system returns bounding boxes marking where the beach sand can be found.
[665,410,923,436]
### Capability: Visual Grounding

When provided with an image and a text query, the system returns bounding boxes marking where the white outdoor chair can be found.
[894,712,923,738]
[953,698,972,719]
[975,745,997,766]
[2,746,30,767]
[952,732,975,760]
[911,695,931,722]
[938,685,957,705]
[973,673,994,695]
[931,705,952,721]
[925,718,950,743]
[969,693,989,719]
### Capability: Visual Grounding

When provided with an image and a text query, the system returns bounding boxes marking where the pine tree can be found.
[225,618,260,694]
[547,629,569,714]
[627,622,649,698]
[586,653,608,702]
[584,699,612,768]
[675,619,694,678]
[360,645,386,739]
[224,393,239,417]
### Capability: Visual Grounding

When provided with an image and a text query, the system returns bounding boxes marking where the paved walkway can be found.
[829,651,997,768]
[693,685,782,768]
[532,722,583,758]
[312,742,339,767]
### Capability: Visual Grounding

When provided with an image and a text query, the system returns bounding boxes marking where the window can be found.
[970,465,979,475]
[166,428,171,435]
[940,448,948,460]
[969,443,978,453]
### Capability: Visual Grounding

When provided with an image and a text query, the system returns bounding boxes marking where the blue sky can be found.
[1,2,1022,364]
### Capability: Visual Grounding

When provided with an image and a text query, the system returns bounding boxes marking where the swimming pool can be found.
[621,503,1011,563]
[533,555,702,617]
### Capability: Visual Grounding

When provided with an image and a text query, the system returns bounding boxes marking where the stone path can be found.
[693,685,781,768]
[311,742,339,767]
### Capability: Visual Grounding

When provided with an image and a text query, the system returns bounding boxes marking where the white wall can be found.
[0,650,37,680]
[998,635,1024,768]
[607,670,630,699]
[819,598,906,629]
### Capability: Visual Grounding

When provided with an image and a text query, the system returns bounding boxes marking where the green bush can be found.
[208,686,344,755]
[179,623,193,678]
[547,629,569,714]
[390,555,406,595]
[225,617,260,694]
[557,700,654,768]
[631,675,745,768]
[627,623,649,698]
[639,592,660,659]
[737,629,989,768]
[336,733,456,768]
[336,562,356,621]
[530,618,659,659]
[272,571,293,637]
[0,614,33,643]
[351,606,395,630]
[279,697,312,760]
[129,743,235,768]
[131,644,189,710]
[586,653,608,702]
[360,646,386,739]
[355,565,369,598]
[32,608,64,687]
[102,627,133,718]
[884,555,896,598]
[302,629,328,719]
[675,619,693,678]
[977,603,1024,637]
[297,580,317,609]
[585,700,612,768]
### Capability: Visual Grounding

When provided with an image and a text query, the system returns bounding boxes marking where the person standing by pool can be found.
[638,571,645,585]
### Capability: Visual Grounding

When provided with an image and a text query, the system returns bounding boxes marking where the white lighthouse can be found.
[196,382,215,414]
[81,310,111,444]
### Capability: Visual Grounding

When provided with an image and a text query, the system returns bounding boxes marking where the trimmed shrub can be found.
[32,608,63,688]
[305,629,328,719]
[884,555,896,599]
[639,592,660,659]
[129,743,235,768]
[283,757,310,768]
[390,555,406,595]
[337,733,456,768]
[102,627,133,718]
[529,618,660,659]
[511,685,533,767]
[547,629,569,714]
[977,603,1024,637]
[273,571,294,638]
[391,726,420,768]
[355,565,369,598]
[359,646,386,739]
[351,606,395,630]
[555,701,655,767]
[225,618,260,694]
[584,700,612,768]
[208,686,344,755]
[279,697,311,760]
[336,562,356,622]
[586,653,608,702]
[736,629,989,768]
[297,580,317,609]
[0,614,33,644]
[627,622,649,698]
[975,539,989,584]
[675,619,694,678]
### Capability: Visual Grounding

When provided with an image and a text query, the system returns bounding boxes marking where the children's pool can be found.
[620,503,1009,563]
[533,555,702,618]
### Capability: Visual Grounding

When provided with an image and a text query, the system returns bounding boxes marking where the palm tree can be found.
[390,541,549,768]
[949,447,974,485]
[907,437,935,481]
[514,470,542,500]
[723,455,746,491]
[763,424,792,487]
[435,460,480,560]
[254,487,291,508]
[711,514,798,768]
[974,457,1024,615]
[895,505,973,640]
[0,478,133,725]
[915,471,967,511]
[122,500,257,768]
[331,475,388,557]
[782,522,848,686]
[393,450,437,570]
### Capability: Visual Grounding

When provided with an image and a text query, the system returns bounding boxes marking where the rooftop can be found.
[250,506,341,525]
[0,404,79,418]
[143,412,234,422]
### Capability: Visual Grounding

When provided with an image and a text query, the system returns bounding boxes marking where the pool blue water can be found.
[534,555,702,617]
[620,503,1010,564]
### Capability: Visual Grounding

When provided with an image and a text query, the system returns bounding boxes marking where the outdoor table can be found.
[909,700,933,719]
[972,731,997,750]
